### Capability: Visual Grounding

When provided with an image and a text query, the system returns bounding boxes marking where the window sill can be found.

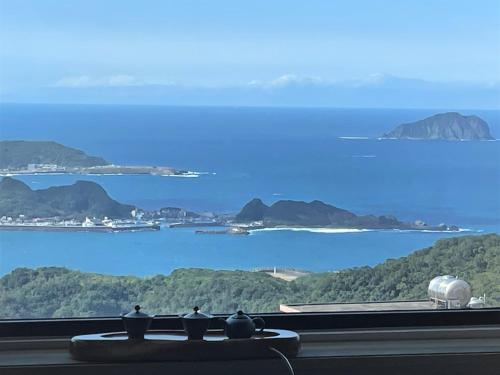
[1,325,500,374]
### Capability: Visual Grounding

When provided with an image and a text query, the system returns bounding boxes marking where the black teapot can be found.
[220,310,265,339]
[180,306,213,340]
[121,305,154,339]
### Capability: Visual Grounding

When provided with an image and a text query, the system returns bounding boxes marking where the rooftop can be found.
[280,300,436,313]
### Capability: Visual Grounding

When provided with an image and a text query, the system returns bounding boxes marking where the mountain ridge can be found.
[235,198,457,231]
[0,140,108,169]
[0,177,134,219]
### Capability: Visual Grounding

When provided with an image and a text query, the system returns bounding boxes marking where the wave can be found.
[162,171,209,178]
[249,227,481,235]
[167,174,200,178]
[378,138,498,142]
[168,171,217,178]
[338,136,370,140]
[390,228,481,233]
[1,172,205,178]
[249,227,372,234]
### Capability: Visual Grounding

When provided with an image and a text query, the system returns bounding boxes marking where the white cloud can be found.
[247,73,444,90]
[249,72,404,89]
[52,75,174,88]
[51,73,498,92]
[248,74,328,89]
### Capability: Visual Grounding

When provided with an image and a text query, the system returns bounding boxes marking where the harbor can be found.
[0,217,160,232]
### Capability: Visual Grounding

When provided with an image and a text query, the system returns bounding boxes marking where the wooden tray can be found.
[70,329,300,362]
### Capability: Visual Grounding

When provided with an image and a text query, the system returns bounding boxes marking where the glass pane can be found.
[0,2,499,319]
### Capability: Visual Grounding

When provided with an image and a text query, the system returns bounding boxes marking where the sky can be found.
[0,0,499,107]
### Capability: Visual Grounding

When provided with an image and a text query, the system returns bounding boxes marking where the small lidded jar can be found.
[121,305,154,339]
[180,306,213,340]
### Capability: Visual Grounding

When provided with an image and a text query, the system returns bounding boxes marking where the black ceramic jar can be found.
[180,306,213,340]
[121,305,154,339]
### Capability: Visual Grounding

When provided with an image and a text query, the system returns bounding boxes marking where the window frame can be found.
[1,308,499,337]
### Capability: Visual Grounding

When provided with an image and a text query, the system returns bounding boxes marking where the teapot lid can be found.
[183,306,213,320]
[228,310,251,320]
[123,305,151,319]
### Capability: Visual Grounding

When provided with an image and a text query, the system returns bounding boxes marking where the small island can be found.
[381,112,495,141]
[0,140,199,177]
[233,198,459,232]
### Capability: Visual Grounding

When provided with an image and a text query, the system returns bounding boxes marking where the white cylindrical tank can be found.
[428,275,472,308]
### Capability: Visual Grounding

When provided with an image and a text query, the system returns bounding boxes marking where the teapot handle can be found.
[252,317,265,332]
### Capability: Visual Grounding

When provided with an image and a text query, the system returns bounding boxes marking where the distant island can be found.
[0,140,198,177]
[381,112,495,141]
[234,198,459,231]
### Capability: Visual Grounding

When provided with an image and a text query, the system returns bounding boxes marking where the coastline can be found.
[248,227,476,235]
[0,223,160,232]
[0,170,203,178]
[249,227,372,234]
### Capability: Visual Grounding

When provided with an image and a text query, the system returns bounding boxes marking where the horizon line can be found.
[1,102,500,112]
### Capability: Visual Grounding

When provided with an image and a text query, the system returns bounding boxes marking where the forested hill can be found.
[0,177,134,219]
[235,198,457,231]
[0,234,498,318]
[0,140,108,169]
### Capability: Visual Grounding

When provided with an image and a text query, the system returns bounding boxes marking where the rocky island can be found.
[381,112,495,141]
[0,140,198,177]
[234,198,459,231]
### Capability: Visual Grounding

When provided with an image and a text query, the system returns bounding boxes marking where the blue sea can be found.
[0,104,499,276]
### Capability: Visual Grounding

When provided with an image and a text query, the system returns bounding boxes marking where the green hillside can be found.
[0,177,134,219]
[0,234,498,318]
[235,198,457,231]
[0,140,108,169]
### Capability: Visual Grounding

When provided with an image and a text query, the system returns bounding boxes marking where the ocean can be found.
[0,104,499,276]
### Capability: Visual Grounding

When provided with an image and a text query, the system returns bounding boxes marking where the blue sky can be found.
[1,0,499,106]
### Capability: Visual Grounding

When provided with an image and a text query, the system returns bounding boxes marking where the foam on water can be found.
[338,136,371,140]
[249,227,481,235]
[250,227,372,234]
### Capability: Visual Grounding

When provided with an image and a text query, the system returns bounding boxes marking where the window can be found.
[0,1,499,321]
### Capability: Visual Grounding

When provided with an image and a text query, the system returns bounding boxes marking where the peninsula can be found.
[381,112,495,141]
[0,177,216,232]
[0,177,160,231]
[0,140,198,177]
[0,177,134,219]
[234,198,459,231]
